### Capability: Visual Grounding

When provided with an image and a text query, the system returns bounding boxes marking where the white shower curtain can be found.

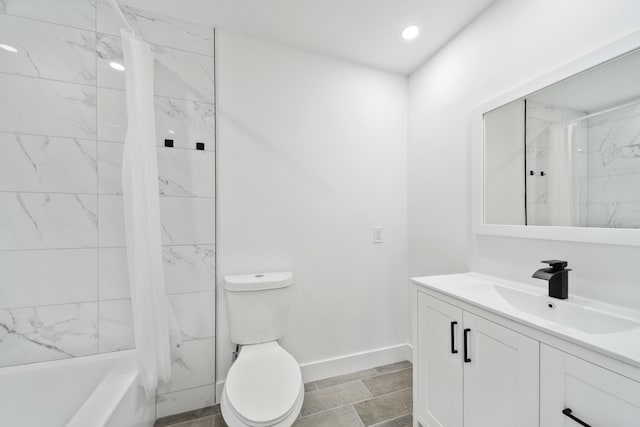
[547,123,578,226]
[120,29,181,396]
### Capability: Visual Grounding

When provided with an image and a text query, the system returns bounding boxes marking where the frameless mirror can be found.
[484,47,640,229]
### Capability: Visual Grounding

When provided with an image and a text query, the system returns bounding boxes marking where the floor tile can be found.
[374,361,412,375]
[304,381,318,392]
[154,405,220,426]
[314,368,378,389]
[371,414,413,427]
[294,405,364,427]
[301,380,372,417]
[363,368,412,396]
[353,388,413,426]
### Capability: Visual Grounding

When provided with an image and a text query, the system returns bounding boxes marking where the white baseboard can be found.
[215,343,412,403]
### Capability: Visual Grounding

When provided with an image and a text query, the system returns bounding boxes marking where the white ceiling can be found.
[122,0,496,75]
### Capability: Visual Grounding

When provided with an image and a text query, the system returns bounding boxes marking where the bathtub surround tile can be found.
[168,338,216,393]
[96,0,214,55]
[169,292,215,341]
[99,245,216,300]
[0,74,97,139]
[99,141,216,197]
[0,303,98,367]
[97,88,215,150]
[294,405,364,427]
[163,245,216,294]
[362,368,412,397]
[587,201,640,229]
[588,173,640,204]
[97,33,214,102]
[156,385,216,419]
[98,247,129,300]
[300,380,372,417]
[0,14,96,83]
[0,248,97,309]
[159,197,216,245]
[98,299,134,353]
[0,133,97,194]
[98,196,215,247]
[155,97,215,151]
[0,192,97,250]
[0,0,96,30]
[352,388,413,426]
[2,0,216,400]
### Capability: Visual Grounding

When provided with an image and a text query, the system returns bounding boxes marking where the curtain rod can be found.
[107,0,136,34]
[570,97,640,123]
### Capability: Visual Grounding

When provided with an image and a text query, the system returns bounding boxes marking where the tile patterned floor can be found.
[155,360,413,427]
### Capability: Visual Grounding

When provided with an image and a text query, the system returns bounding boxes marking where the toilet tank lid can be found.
[225,272,293,292]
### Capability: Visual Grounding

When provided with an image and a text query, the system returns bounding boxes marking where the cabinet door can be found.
[416,292,463,427]
[462,311,539,427]
[540,344,640,427]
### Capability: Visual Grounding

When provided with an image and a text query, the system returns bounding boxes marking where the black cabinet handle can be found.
[463,328,471,363]
[450,321,458,354]
[562,408,591,427]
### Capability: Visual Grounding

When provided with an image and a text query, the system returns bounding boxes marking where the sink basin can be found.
[490,284,640,335]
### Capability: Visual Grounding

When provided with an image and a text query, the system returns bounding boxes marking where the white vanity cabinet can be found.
[540,344,640,427]
[415,291,539,427]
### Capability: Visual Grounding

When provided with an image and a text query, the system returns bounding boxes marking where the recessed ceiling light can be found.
[0,43,18,53]
[109,61,125,71]
[402,25,420,41]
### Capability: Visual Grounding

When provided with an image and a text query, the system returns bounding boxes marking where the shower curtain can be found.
[547,123,579,226]
[120,29,181,396]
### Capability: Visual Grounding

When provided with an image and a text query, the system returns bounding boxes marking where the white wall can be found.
[408,0,640,309]
[216,31,409,382]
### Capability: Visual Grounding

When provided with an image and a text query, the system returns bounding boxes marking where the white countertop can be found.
[411,272,640,370]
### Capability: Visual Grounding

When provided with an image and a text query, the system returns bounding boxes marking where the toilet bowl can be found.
[221,272,303,426]
[221,342,304,427]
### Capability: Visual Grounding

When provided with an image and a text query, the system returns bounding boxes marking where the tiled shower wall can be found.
[525,101,587,226]
[0,0,216,417]
[587,102,640,228]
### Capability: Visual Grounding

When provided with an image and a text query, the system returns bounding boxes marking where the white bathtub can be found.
[1,350,155,427]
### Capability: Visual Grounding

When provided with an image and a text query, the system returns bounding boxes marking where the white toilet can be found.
[221,272,304,427]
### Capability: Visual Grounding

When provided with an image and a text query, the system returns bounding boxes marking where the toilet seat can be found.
[222,342,303,427]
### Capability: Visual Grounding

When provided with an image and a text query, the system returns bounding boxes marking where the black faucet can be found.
[532,260,571,299]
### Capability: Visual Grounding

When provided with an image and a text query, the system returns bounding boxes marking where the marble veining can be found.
[97,88,215,150]
[0,303,98,367]
[96,0,214,55]
[0,74,97,139]
[98,141,215,197]
[0,133,97,194]
[97,33,214,102]
[0,192,98,250]
[0,0,97,31]
[2,4,217,416]
[98,299,134,353]
[0,14,97,83]
[98,196,215,247]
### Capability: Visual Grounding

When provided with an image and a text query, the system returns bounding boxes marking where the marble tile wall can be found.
[587,103,640,228]
[0,0,215,417]
[525,101,587,226]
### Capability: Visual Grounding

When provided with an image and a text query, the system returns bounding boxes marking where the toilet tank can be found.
[224,272,293,345]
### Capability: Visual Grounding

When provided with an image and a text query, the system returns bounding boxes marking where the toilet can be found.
[221,272,304,427]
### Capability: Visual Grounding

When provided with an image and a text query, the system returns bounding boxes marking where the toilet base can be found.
[221,381,304,427]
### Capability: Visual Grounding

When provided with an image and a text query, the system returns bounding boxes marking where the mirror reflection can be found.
[484,48,640,228]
